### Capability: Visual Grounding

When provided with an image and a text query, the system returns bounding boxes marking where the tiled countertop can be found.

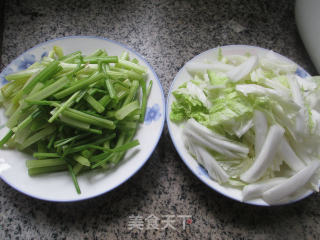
[0,1,319,239]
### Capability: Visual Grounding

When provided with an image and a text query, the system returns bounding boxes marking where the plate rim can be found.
[166,44,313,207]
[0,35,166,202]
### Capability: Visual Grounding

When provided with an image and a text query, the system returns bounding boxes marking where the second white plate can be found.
[166,45,312,206]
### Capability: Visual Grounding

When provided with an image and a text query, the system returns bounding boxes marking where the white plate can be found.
[166,45,312,206]
[0,36,165,202]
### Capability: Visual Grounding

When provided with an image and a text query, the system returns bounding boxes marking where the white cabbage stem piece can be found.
[242,177,287,201]
[226,56,258,82]
[278,138,306,172]
[262,161,320,204]
[253,110,268,156]
[240,125,285,183]
[185,61,234,75]
[185,119,249,154]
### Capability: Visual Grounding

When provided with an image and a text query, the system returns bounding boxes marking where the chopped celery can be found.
[0,46,150,194]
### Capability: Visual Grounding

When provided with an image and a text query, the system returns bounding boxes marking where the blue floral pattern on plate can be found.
[295,68,308,78]
[144,104,161,124]
[197,165,209,178]
[16,54,36,71]
[0,51,48,86]
[41,51,48,59]
[0,67,13,85]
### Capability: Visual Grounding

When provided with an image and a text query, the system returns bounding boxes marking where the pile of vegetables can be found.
[170,48,320,204]
[0,46,152,194]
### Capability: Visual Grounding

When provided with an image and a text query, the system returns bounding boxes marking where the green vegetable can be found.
[0,47,151,194]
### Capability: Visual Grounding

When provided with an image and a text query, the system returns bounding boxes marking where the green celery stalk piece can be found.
[19,125,56,150]
[12,109,39,133]
[62,107,115,129]
[33,152,60,159]
[83,56,118,64]
[5,68,43,82]
[105,78,117,99]
[15,122,34,144]
[0,130,14,148]
[116,89,128,101]
[115,100,140,120]
[74,155,91,167]
[91,153,114,168]
[26,76,68,101]
[26,158,66,169]
[98,95,111,107]
[68,164,81,194]
[110,139,139,153]
[83,49,104,60]
[123,80,139,106]
[139,79,147,122]
[53,46,64,58]
[5,102,19,117]
[23,61,61,95]
[28,165,67,176]
[54,72,104,99]
[59,51,81,61]
[85,94,105,113]
[109,66,144,81]
[117,59,146,73]
[59,114,91,130]
[49,91,80,123]
[120,51,129,60]
[54,133,89,148]
[147,80,153,96]
[73,163,84,176]
[105,70,128,80]
[6,105,24,129]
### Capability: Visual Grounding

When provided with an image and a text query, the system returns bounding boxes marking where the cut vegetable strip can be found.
[253,110,268,156]
[192,141,229,183]
[183,127,240,159]
[278,138,305,172]
[23,61,61,95]
[117,59,147,73]
[54,72,104,99]
[240,125,285,183]
[262,161,320,204]
[185,119,249,154]
[226,56,258,82]
[19,125,56,149]
[26,76,68,101]
[26,158,66,169]
[242,177,287,201]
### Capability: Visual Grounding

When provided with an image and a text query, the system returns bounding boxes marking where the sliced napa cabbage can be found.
[262,161,320,204]
[207,70,229,87]
[240,125,285,183]
[226,56,258,82]
[185,119,249,155]
[235,84,300,113]
[242,177,287,201]
[250,68,291,98]
[260,50,297,74]
[253,110,268,156]
[185,62,234,76]
[278,138,306,172]
[170,48,320,204]
[207,90,253,133]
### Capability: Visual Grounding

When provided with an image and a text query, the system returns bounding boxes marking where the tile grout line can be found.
[0,1,5,71]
